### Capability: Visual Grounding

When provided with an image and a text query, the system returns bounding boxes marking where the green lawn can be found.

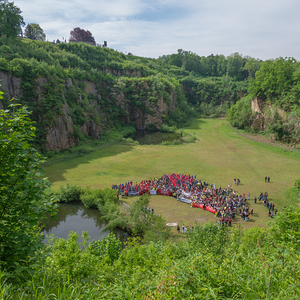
[45,118,300,228]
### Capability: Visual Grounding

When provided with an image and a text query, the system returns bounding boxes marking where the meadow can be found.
[45,118,300,229]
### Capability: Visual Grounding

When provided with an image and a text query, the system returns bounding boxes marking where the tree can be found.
[226,52,245,80]
[243,57,262,78]
[0,97,56,270]
[24,23,46,41]
[0,1,25,38]
[69,27,95,45]
[249,57,296,100]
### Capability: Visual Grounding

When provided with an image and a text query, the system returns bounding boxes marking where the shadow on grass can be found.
[185,119,206,130]
[45,144,134,184]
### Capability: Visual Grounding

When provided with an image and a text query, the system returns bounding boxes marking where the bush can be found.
[182,135,197,143]
[159,124,177,133]
[57,184,81,203]
[295,178,300,189]
[171,139,182,145]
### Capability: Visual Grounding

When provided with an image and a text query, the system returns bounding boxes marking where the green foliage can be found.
[0,39,261,151]
[182,135,198,143]
[88,232,122,262]
[2,206,300,298]
[269,206,300,248]
[24,23,46,41]
[0,2,25,38]
[80,187,118,212]
[180,75,247,118]
[295,178,300,189]
[159,124,177,133]
[227,95,253,129]
[57,184,82,203]
[249,57,296,101]
[0,103,55,270]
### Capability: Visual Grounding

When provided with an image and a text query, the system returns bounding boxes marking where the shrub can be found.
[57,184,81,203]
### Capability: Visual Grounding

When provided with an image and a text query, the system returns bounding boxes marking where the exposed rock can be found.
[80,120,103,139]
[65,78,73,87]
[0,71,23,100]
[84,81,98,95]
[45,103,77,151]
[251,96,293,131]
[36,77,48,101]
[0,69,176,151]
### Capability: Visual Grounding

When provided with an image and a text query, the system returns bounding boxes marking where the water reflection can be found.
[42,202,128,244]
[135,130,180,145]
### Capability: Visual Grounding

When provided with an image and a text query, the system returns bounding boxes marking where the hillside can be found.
[228,57,300,143]
[0,37,255,151]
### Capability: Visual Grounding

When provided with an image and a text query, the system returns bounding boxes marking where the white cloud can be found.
[13,0,300,60]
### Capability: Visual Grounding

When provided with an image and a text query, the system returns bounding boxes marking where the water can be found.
[42,202,128,244]
[134,130,181,145]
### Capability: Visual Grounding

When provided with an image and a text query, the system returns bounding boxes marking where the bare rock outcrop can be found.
[45,103,77,151]
[251,96,290,131]
[0,71,23,100]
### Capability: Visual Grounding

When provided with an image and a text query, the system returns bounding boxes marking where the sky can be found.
[12,0,300,60]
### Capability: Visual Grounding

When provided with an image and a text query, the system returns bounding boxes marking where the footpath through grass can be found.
[45,118,300,228]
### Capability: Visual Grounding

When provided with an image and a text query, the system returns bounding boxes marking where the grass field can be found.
[45,118,300,229]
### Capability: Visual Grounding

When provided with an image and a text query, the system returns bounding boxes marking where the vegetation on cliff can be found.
[0,36,263,151]
[228,57,300,143]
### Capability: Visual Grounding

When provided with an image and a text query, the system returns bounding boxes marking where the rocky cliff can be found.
[0,71,176,151]
[251,96,289,131]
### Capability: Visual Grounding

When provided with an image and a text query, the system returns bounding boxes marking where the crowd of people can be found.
[114,173,258,224]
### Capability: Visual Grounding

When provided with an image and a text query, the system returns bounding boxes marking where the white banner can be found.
[166,222,178,227]
[183,191,191,198]
[150,190,157,195]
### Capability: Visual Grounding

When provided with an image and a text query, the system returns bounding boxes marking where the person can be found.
[265,176,267,182]
[177,225,180,233]
[237,179,240,186]
[248,193,250,201]
[254,196,257,204]
[234,178,236,185]
[251,207,253,215]
[268,177,270,182]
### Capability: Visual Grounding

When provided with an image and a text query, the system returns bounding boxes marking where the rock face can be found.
[80,120,103,139]
[0,71,23,101]
[251,96,291,131]
[251,97,266,130]
[0,70,176,151]
[45,103,77,151]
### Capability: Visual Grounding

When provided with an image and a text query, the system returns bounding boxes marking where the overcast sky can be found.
[13,0,300,60]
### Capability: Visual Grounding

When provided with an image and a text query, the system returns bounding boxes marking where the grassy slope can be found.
[45,118,300,229]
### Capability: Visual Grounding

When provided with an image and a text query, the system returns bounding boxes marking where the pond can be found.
[134,130,181,145]
[42,202,128,244]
